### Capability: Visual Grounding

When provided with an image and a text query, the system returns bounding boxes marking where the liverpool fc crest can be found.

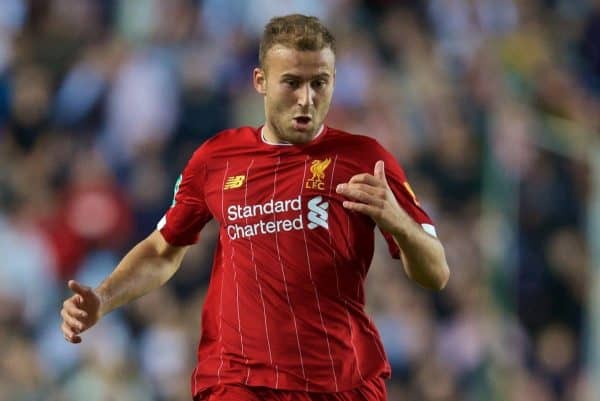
[305,158,332,190]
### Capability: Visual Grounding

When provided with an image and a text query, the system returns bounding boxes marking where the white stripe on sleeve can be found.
[422,223,437,238]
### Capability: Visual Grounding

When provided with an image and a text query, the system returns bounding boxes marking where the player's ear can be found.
[253,67,267,95]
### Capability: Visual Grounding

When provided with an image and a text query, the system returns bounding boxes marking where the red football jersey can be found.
[157,125,435,396]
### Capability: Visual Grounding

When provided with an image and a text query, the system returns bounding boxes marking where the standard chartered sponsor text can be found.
[227,196,302,220]
[226,195,305,240]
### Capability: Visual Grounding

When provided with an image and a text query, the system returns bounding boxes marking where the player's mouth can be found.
[292,116,312,131]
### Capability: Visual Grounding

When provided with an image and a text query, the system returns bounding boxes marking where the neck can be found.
[262,122,290,144]
[261,123,325,145]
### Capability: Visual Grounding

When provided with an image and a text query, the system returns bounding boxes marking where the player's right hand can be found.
[60,280,101,344]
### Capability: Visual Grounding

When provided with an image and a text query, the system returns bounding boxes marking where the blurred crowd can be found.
[0,0,599,400]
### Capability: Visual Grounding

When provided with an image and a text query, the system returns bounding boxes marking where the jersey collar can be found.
[260,124,325,146]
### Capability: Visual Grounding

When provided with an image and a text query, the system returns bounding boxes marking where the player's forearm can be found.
[392,221,449,290]
[96,231,187,317]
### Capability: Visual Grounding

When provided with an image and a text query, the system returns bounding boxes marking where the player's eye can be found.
[283,79,300,89]
[311,79,327,90]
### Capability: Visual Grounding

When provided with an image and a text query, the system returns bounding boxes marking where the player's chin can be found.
[287,131,314,144]
[286,126,317,144]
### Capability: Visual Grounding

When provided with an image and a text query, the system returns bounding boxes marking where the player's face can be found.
[254,45,335,144]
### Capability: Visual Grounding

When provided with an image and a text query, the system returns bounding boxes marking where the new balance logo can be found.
[224,175,246,190]
[307,196,329,230]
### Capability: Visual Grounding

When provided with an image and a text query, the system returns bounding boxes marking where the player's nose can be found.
[297,83,314,108]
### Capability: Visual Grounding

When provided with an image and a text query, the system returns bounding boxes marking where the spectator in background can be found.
[579,0,600,96]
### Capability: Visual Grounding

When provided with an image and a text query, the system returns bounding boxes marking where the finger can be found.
[68,280,93,297]
[61,308,85,333]
[63,299,89,319]
[61,322,82,343]
[374,160,388,185]
[336,185,384,207]
[61,320,83,343]
[348,173,382,187]
[337,183,385,198]
[342,201,381,218]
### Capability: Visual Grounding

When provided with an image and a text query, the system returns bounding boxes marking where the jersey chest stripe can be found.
[243,158,271,382]
[326,155,343,300]
[192,365,199,397]
[272,156,307,386]
[301,155,339,392]
[230,245,249,377]
[348,196,368,382]
[222,161,252,382]
[216,160,230,383]
[327,155,365,383]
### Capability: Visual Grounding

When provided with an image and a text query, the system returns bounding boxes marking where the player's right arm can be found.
[61,142,213,343]
[60,230,189,343]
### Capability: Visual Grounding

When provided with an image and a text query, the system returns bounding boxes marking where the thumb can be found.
[374,160,387,185]
[68,280,93,298]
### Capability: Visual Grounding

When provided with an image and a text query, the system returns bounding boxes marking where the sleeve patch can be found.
[171,174,182,206]
[157,215,167,230]
[403,181,420,206]
[421,223,437,238]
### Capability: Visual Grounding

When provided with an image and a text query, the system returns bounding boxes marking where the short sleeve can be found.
[157,147,213,246]
[377,148,436,259]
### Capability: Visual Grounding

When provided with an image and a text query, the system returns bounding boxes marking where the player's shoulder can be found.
[324,126,405,173]
[188,126,259,161]
[201,126,258,149]
[325,126,388,154]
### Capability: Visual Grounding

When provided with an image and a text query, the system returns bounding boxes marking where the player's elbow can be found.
[435,262,450,290]
[431,244,450,290]
[414,247,450,291]
[407,261,449,290]
[426,242,450,291]
[402,238,450,290]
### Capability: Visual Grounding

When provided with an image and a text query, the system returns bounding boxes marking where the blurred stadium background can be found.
[0,0,599,400]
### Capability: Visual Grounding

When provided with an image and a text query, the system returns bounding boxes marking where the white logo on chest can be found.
[307,196,329,230]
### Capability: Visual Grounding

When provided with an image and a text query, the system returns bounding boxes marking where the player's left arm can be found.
[336,160,449,290]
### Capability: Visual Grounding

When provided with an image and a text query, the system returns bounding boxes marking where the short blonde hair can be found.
[259,14,336,69]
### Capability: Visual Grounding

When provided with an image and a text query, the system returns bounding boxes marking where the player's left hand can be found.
[336,160,405,234]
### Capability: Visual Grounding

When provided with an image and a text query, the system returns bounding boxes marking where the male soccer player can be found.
[60,14,449,401]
